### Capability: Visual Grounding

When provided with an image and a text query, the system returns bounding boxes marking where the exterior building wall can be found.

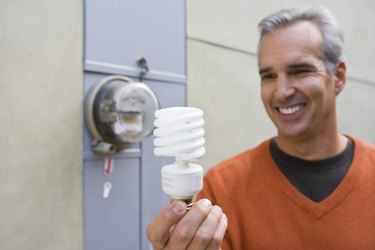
[187,0,375,170]
[0,1,83,249]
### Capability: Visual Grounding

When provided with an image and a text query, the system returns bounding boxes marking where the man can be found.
[147,5,375,249]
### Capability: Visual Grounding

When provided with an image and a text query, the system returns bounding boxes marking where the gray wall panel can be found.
[85,0,186,76]
[84,158,140,250]
[84,1,186,249]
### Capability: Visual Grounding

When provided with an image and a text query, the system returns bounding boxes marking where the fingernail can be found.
[171,201,185,214]
[200,198,212,207]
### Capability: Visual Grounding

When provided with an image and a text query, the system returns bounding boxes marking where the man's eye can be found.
[261,74,276,80]
[290,69,310,76]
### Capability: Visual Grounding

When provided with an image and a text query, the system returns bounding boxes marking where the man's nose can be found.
[274,75,295,100]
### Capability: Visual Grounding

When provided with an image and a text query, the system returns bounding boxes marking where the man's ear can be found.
[334,61,346,95]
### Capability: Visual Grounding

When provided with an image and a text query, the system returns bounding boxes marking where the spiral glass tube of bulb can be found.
[153,107,205,207]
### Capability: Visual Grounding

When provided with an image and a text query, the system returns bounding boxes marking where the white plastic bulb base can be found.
[161,162,203,202]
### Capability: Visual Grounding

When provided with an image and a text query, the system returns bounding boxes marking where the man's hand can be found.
[146,198,227,250]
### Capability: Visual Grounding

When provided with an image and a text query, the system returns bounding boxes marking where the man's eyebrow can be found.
[259,63,317,75]
[259,67,272,75]
[287,62,317,69]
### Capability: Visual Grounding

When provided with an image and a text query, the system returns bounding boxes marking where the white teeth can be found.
[279,105,303,115]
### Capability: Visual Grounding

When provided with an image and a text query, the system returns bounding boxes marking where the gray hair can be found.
[257,5,345,75]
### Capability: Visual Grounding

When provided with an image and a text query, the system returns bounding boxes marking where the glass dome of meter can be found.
[92,78,159,146]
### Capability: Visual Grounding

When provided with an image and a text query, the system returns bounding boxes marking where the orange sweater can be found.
[197,137,375,249]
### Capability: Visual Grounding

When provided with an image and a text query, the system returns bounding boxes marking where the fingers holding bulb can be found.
[187,203,227,250]
[146,198,227,250]
[166,199,212,249]
[167,199,227,250]
[206,213,228,250]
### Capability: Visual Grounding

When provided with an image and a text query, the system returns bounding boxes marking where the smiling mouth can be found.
[277,104,306,115]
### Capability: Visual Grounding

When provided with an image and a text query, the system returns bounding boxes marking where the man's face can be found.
[258,21,343,142]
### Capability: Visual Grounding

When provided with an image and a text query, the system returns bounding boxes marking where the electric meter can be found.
[85,75,159,154]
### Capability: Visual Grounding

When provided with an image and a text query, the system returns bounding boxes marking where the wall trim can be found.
[84,60,186,84]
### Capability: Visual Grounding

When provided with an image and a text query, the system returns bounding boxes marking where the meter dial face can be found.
[92,78,159,147]
[113,83,158,143]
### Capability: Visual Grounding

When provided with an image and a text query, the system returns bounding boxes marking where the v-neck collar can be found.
[264,136,363,218]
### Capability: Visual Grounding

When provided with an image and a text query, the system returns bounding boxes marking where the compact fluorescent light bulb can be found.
[153,107,205,207]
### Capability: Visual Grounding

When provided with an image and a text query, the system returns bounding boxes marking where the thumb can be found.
[146,201,187,249]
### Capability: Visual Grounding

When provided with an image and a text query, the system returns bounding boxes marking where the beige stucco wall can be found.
[187,0,375,170]
[0,0,373,248]
[0,1,83,250]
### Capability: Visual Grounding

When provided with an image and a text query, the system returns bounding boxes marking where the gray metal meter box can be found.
[83,0,186,249]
